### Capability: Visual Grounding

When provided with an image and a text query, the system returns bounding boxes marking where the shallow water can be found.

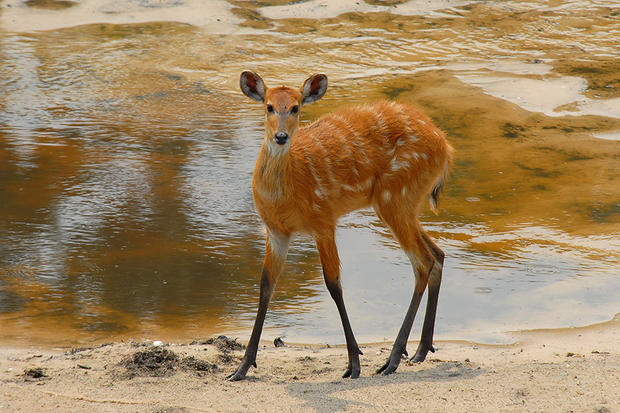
[0,0,619,347]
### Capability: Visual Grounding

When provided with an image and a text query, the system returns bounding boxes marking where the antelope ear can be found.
[240,71,266,103]
[300,74,327,105]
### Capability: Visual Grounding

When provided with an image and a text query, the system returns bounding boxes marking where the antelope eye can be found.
[290,105,299,114]
[266,104,274,113]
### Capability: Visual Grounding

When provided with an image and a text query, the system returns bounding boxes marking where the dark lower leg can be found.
[325,278,363,378]
[377,286,423,375]
[412,282,440,362]
[227,269,273,381]
[413,234,444,362]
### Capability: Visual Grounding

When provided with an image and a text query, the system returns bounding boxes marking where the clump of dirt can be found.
[216,353,236,365]
[121,347,179,378]
[201,336,244,353]
[180,356,218,376]
[189,336,243,366]
[24,367,47,379]
[120,346,219,379]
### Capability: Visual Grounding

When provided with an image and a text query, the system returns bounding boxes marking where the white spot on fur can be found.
[358,177,373,192]
[329,115,362,162]
[268,230,290,259]
[324,161,337,185]
[418,119,426,126]
[413,152,420,160]
[390,158,409,172]
[381,190,391,202]
[350,137,367,160]
[375,113,388,137]
[407,133,418,142]
[421,153,428,160]
[304,147,327,197]
[314,187,325,199]
[401,187,407,197]
[395,105,415,136]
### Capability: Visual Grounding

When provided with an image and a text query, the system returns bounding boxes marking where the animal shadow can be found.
[286,361,483,413]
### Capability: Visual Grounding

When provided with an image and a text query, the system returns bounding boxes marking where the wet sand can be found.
[1,313,619,412]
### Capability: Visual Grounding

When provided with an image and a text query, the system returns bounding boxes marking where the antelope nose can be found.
[274,132,288,145]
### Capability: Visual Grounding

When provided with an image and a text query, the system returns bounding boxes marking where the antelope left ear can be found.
[300,74,328,105]
[240,71,266,103]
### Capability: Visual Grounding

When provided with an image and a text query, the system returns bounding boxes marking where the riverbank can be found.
[1,314,618,412]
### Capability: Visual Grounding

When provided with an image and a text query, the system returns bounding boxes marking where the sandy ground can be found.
[1,314,618,413]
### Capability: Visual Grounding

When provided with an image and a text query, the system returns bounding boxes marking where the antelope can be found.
[227,71,453,381]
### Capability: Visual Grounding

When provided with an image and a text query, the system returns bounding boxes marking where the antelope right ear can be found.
[301,74,328,105]
[240,71,266,103]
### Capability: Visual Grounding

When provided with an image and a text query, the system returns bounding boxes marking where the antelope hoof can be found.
[226,371,246,382]
[376,359,399,376]
[412,344,435,363]
[342,363,361,379]
[342,351,361,379]
[226,360,257,381]
[377,349,405,375]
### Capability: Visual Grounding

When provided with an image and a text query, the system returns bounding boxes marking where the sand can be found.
[1,314,618,412]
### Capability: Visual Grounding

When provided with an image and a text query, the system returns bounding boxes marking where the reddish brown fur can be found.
[254,100,452,251]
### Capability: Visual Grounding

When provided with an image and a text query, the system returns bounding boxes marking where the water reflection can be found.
[0,0,618,347]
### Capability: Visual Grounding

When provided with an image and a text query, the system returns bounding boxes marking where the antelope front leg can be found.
[316,231,363,379]
[227,232,289,381]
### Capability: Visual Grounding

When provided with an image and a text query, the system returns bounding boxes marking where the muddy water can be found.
[0,0,618,347]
